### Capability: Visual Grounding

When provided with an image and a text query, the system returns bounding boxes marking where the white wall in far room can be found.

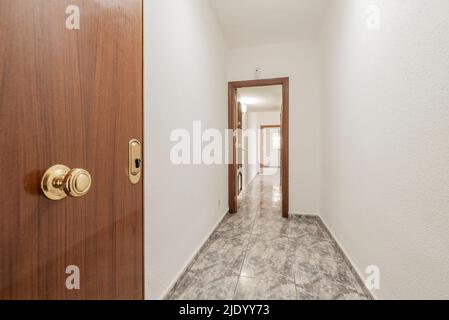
[242,111,259,188]
[257,111,281,127]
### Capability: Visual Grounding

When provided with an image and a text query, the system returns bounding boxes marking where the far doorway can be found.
[228,78,289,218]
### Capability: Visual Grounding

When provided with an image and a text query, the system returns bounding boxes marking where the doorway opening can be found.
[228,78,289,218]
[260,125,281,174]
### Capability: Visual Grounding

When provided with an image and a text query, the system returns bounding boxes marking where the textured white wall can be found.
[320,0,449,299]
[228,42,322,214]
[144,0,228,299]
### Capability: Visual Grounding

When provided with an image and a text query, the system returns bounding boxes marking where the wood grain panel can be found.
[0,0,143,299]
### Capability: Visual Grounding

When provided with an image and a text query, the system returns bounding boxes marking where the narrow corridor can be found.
[169,172,372,300]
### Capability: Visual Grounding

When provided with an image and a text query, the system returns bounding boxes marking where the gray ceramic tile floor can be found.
[169,171,371,300]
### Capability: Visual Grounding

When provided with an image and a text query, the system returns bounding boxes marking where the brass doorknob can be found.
[41,165,92,200]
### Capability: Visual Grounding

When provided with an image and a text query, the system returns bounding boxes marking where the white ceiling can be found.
[209,0,330,49]
[238,85,282,112]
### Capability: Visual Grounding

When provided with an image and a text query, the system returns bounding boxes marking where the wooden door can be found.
[228,87,238,213]
[260,126,281,169]
[0,0,143,299]
[237,102,243,195]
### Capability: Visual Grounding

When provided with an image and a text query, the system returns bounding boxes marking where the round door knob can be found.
[41,165,92,200]
[63,168,92,198]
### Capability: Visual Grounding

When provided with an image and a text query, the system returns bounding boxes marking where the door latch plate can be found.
[129,139,142,184]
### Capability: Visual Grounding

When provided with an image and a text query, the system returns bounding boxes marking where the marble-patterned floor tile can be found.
[310,237,342,257]
[290,233,325,257]
[252,214,289,238]
[291,237,349,284]
[336,291,371,300]
[172,272,239,300]
[241,234,294,283]
[296,273,365,300]
[288,216,323,238]
[171,171,371,300]
[216,212,255,234]
[237,200,260,211]
[237,207,259,217]
[293,254,348,286]
[190,231,249,276]
[234,277,296,300]
[292,236,369,300]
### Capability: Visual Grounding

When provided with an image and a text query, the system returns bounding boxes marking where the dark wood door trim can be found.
[228,84,238,214]
[228,78,290,218]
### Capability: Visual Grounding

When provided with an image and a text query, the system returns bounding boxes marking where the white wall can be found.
[228,42,322,214]
[320,0,449,299]
[257,111,281,127]
[144,0,228,300]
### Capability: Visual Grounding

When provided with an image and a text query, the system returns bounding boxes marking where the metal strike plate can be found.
[129,139,142,184]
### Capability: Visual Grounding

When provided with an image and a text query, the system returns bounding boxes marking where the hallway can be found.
[169,172,371,300]
[2,0,449,303]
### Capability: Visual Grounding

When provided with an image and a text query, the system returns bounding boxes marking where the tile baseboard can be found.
[289,211,320,217]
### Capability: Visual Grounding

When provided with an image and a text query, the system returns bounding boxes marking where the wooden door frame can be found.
[228,77,289,218]
[260,125,281,170]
